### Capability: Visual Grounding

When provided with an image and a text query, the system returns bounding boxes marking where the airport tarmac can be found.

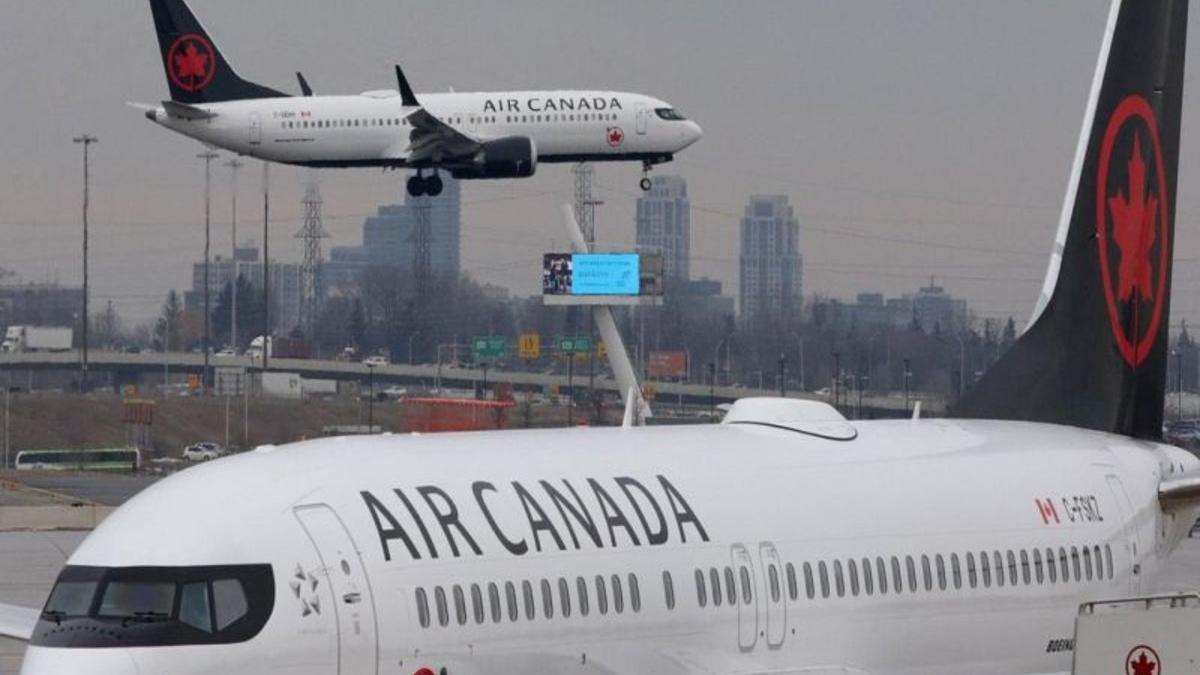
[1,532,1199,673]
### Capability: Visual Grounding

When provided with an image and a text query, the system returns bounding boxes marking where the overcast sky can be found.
[2,0,1200,331]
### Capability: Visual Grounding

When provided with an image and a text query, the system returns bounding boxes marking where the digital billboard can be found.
[543,252,664,306]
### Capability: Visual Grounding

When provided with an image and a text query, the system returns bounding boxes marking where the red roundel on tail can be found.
[1126,644,1160,675]
[1096,95,1170,368]
[167,33,216,93]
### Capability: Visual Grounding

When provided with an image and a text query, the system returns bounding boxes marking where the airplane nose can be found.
[679,121,703,149]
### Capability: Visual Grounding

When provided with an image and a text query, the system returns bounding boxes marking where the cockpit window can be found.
[655,108,687,121]
[32,565,273,649]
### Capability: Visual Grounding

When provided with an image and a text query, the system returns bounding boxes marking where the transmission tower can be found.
[572,163,604,250]
[296,182,328,333]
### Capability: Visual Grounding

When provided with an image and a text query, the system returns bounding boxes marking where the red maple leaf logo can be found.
[174,42,210,83]
[608,127,624,147]
[1108,133,1158,303]
[1129,649,1158,675]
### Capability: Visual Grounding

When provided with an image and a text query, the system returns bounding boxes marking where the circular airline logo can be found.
[607,126,625,147]
[1127,645,1161,675]
[1096,94,1170,368]
[167,33,216,93]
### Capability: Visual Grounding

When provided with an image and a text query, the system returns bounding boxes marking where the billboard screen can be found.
[648,351,688,379]
[543,252,663,306]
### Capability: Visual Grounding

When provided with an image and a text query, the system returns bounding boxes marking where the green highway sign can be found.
[472,336,506,360]
[558,336,594,354]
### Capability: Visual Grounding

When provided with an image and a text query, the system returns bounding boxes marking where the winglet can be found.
[296,72,313,97]
[395,65,419,107]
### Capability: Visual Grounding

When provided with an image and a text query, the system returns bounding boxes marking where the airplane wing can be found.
[0,602,39,642]
[399,107,481,164]
[1159,475,1200,510]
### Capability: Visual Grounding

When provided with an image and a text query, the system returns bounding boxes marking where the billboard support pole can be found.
[560,205,651,424]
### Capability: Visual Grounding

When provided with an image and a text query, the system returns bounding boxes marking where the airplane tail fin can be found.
[953,0,1187,439]
[148,0,286,103]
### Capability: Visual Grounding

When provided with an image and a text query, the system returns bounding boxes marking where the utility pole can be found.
[198,150,219,393]
[225,158,243,351]
[708,362,717,420]
[73,134,98,393]
[832,351,841,409]
[904,357,912,414]
[1177,350,1184,423]
[4,383,11,469]
[366,363,377,433]
[778,353,787,398]
[261,162,270,371]
[297,180,328,335]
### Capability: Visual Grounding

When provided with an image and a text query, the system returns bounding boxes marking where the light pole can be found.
[480,362,490,400]
[707,362,716,420]
[832,351,841,409]
[225,158,244,352]
[198,150,220,393]
[73,134,98,393]
[1177,350,1184,423]
[261,162,271,371]
[904,358,912,414]
[366,362,377,433]
[4,384,13,469]
[778,353,787,398]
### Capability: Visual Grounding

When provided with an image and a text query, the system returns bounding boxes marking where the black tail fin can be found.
[954,0,1187,439]
[148,0,287,103]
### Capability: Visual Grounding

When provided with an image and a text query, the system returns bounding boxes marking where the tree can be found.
[1001,317,1018,349]
[154,290,183,352]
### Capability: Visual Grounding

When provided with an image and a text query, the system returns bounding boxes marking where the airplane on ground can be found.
[133,0,703,197]
[2,0,1195,673]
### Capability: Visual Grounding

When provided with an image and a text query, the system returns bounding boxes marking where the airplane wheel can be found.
[406,175,426,197]
[640,177,652,191]
[427,174,444,197]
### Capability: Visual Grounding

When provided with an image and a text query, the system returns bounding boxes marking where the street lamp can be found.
[903,358,912,414]
[198,150,220,394]
[3,385,16,469]
[73,134,98,392]
[225,158,244,352]
[1176,349,1184,423]
[778,353,787,398]
[832,351,841,409]
[366,362,377,434]
[707,362,716,421]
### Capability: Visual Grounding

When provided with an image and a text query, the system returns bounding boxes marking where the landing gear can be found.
[406,171,444,197]
[639,161,654,192]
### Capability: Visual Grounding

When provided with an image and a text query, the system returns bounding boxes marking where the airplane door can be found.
[759,542,786,649]
[295,504,379,675]
[636,105,648,135]
[249,113,262,146]
[731,544,759,651]
[1106,475,1141,593]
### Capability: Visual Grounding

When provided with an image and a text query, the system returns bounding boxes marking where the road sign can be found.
[472,336,506,360]
[187,374,200,390]
[518,334,541,361]
[558,336,593,354]
[596,340,607,358]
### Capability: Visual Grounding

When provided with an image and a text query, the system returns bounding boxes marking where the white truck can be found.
[1073,594,1200,674]
[1,326,73,353]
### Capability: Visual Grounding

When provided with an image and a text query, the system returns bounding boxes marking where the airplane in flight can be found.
[134,0,703,197]
[2,0,1194,673]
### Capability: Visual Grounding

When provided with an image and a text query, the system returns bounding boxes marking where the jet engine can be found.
[452,137,537,179]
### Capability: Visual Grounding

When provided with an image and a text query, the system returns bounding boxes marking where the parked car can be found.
[182,442,226,462]
[215,347,238,358]
[363,355,390,367]
[381,385,408,400]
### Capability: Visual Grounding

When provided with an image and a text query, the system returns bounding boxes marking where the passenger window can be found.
[966,552,977,589]
[695,569,707,607]
[739,566,753,604]
[862,558,874,596]
[994,552,1005,587]
[488,582,501,623]
[724,567,736,606]
[1083,546,1093,581]
[179,582,212,633]
[950,553,961,590]
[453,585,467,625]
[980,551,992,588]
[471,584,484,624]
[1071,546,1081,582]
[435,586,449,627]
[819,561,830,598]
[541,579,554,619]
[662,571,675,610]
[905,556,917,593]
[577,577,590,616]
[769,564,782,601]
[891,557,903,594]
[1006,550,1018,586]
[1093,546,1103,580]
[415,588,430,628]
[212,579,247,631]
[1045,548,1057,583]
[833,560,845,598]
[1033,549,1044,584]
[846,559,859,597]
[1105,545,1114,579]
[612,575,624,614]
[786,563,798,600]
[522,580,535,620]
[505,581,518,621]
[803,562,815,599]
[1059,547,1070,582]
[558,578,572,618]
[708,568,722,606]
[876,557,888,595]
[921,555,933,592]
[935,555,946,591]
[595,575,608,615]
[629,574,641,613]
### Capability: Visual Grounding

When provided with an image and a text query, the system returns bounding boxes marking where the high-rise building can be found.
[186,246,304,334]
[738,195,802,324]
[635,175,690,282]
[361,174,461,279]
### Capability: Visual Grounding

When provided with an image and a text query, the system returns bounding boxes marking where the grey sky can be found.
[2,1,1199,331]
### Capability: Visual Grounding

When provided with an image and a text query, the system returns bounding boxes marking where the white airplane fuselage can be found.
[18,417,1200,675]
[146,90,702,171]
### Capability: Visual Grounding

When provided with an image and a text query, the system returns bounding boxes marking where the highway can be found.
[0,350,940,415]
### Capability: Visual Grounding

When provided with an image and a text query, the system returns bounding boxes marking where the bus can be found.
[14,448,141,473]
